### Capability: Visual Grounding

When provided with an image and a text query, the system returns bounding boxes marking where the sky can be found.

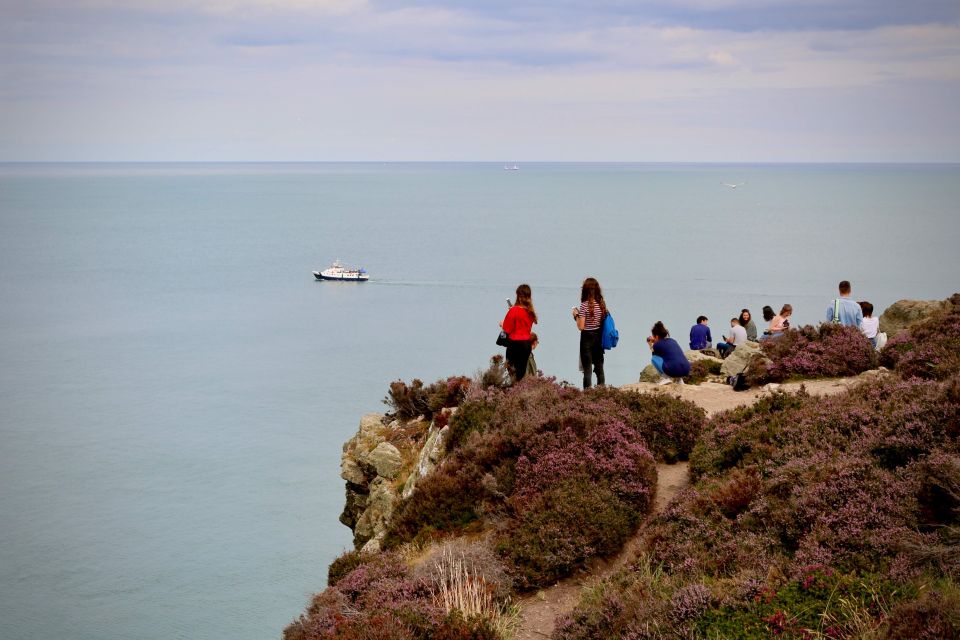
[1,0,959,162]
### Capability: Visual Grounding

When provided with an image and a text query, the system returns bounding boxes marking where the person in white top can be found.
[859,301,880,347]
[717,317,748,358]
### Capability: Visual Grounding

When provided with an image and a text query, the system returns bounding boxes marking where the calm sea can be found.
[1,162,958,639]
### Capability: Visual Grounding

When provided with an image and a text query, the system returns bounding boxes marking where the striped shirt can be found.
[579,300,603,330]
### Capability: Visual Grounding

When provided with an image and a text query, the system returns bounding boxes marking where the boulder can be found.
[368,442,403,480]
[879,299,949,336]
[340,457,366,486]
[685,350,723,365]
[720,341,763,377]
[639,363,662,382]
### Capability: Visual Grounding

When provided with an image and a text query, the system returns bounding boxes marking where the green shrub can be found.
[502,478,638,589]
[328,549,363,587]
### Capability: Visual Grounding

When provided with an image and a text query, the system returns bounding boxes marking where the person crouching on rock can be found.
[501,284,537,382]
[647,321,691,385]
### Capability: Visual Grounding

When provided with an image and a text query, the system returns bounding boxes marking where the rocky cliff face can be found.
[338,411,451,553]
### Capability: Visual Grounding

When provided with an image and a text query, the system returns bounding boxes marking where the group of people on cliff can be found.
[499,279,883,389]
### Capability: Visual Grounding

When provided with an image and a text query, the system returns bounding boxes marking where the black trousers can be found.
[505,339,532,382]
[580,328,604,388]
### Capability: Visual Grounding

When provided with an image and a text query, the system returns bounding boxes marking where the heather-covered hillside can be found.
[285,295,960,640]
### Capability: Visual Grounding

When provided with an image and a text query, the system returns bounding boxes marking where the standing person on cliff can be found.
[501,284,537,382]
[572,277,607,388]
[827,280,864,327]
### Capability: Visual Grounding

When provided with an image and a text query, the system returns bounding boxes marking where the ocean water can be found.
[1,162,958,639]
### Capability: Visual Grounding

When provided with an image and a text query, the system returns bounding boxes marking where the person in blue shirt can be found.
[689,315,712,350]
[826,280,864,328]
[647,321,691,385]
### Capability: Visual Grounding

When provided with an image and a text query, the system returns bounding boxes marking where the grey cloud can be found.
[373,0,960,32]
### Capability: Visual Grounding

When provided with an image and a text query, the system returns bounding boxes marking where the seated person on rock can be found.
[859,302,879,348]
[647,321,691,385]
[689,315,712,351]
[716,317,748,358]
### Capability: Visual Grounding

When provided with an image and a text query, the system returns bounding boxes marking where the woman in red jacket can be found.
[501,283,537,381]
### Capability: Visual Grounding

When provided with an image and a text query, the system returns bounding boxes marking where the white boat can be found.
[313,260,369,282]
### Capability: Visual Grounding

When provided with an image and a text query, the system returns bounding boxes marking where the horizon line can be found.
[2,160,959,166]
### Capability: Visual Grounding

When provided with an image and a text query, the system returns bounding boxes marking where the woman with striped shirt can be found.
[501,284,537,382]
[572,277,607,388]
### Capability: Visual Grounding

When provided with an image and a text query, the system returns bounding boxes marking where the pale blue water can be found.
[1,162,958,639]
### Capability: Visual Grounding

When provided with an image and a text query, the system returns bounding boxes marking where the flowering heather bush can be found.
[747,323,877,385]
[383,376,681,589]
[585,386,707,462]
[881,293,960,380]
[691,376,960,479]
[285,551,508,640]
[504,477,640,589]
[670,583,712,622]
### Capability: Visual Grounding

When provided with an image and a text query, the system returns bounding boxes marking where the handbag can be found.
[496,330,510,347]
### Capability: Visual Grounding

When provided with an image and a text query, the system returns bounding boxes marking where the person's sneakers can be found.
[657,376,673,386]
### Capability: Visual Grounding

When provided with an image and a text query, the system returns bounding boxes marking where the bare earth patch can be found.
[513,370,889,639]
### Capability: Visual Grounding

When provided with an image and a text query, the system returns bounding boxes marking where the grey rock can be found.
[639,363,662,382]
[685,350,723,365]
[402,423,450,499]
[879,299,949,336]
[353,478,396,547]
[340,457,366,485]
[369,442,403,480]
[720,341,762,377]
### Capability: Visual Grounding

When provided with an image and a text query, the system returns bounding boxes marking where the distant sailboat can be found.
[722,182,744,189]
[504,164,519,171]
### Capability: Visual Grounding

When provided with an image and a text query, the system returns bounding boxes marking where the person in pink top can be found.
[501,283,537,381]
[762,303,792,340]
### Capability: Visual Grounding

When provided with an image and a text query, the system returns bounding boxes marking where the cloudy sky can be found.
[1,0,959,161]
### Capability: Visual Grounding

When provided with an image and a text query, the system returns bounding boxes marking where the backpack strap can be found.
[833,299,841,323]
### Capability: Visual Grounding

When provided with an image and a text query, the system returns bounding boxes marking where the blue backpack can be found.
[601,313,619,350]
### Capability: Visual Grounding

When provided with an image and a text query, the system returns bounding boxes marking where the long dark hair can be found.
[514,284,537,324]
[651,321,669,339]
[580,277,607,322]
[762,306,775,322]
[739,309,752,326]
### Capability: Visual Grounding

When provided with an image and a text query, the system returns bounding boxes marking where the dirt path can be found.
[512,371,887,639]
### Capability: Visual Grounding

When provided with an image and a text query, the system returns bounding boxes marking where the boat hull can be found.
[313,271,369,281]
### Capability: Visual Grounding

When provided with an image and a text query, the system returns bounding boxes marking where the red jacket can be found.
[502,306,533,340]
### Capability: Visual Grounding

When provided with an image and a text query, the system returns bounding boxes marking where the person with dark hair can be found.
[572,277,607,388]
[859,301,879,347]
[646,321,690,385]
[501,284,537,382]
[716,317,748,358]
[827,280,864,327]
[762,304,792,339]
[689,315,712,350]
[762,306,775,323]
[739,309,758,342]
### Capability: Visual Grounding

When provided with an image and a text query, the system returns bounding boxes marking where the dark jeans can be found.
[717,342,736,359]
[580,328,604,388]
[505,339,532,382]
